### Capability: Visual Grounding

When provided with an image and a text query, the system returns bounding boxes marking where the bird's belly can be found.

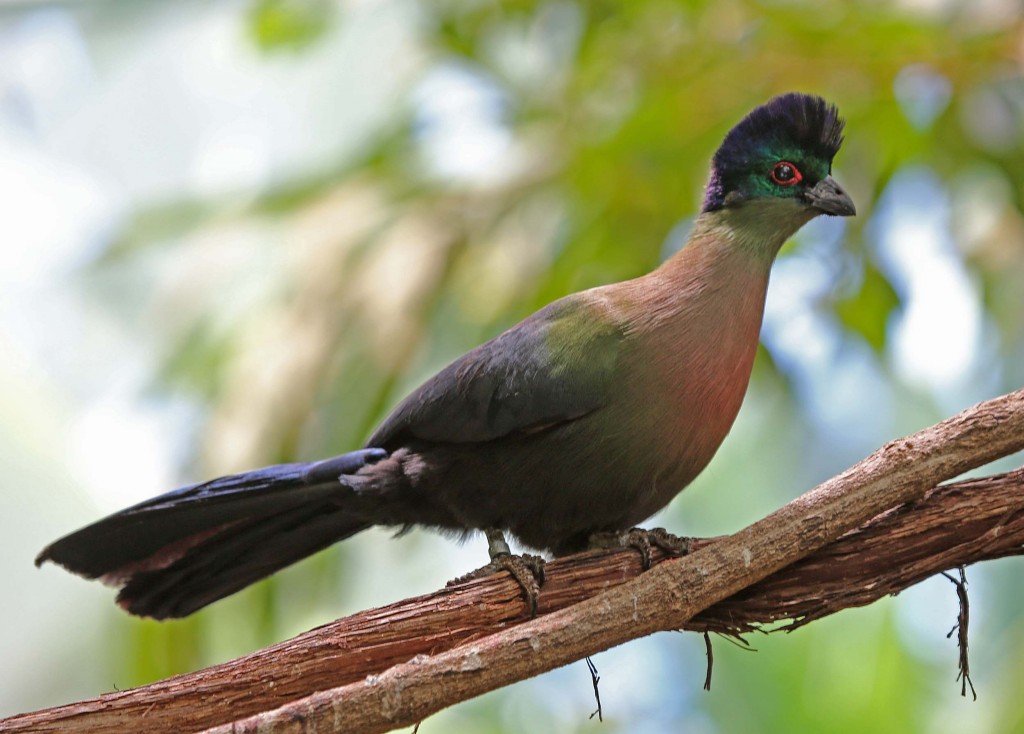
[397,404,719,554]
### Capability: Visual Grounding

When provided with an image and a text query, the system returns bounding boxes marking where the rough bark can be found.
[3,389,1023,734]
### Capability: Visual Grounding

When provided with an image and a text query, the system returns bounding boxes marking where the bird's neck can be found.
[687,198,816,263]
[636,202,804,321]
[623,201,807,384]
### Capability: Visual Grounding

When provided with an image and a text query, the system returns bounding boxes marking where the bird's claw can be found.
[588,527,690,570]
[449,528,545,616]
[448,553,546,616]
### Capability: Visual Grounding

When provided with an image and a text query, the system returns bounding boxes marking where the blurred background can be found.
[3,0,1024,731]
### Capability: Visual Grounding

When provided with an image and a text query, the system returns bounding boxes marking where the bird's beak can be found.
[804,176,856,217]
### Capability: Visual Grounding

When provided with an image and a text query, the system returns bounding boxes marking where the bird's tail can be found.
[36,448,388,619]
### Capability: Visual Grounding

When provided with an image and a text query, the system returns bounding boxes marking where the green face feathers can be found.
[703,93,846,212]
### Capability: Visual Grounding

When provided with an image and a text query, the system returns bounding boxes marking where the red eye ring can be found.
[770,161,803,186]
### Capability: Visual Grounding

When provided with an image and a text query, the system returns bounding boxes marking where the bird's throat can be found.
[695,198,817,261]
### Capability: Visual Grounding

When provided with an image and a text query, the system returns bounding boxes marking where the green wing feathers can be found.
[368,295,625,447]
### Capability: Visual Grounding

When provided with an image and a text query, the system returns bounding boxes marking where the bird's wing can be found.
[368,295,625,446]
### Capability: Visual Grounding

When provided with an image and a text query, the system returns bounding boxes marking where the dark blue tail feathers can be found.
[36,448,388,618]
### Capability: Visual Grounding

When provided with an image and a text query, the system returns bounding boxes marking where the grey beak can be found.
[804,176,856,217]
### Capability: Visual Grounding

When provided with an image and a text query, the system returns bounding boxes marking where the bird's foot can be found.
[588,527,690,570]
[447,529,546,616]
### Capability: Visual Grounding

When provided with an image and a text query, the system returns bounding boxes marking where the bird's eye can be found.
[770,161,802,186]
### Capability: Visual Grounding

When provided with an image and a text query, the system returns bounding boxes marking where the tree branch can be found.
[4,389,1024,734]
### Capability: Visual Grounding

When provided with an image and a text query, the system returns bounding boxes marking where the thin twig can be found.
[702,633,713,692]
[585,657,602,722]
[943,567,977,700]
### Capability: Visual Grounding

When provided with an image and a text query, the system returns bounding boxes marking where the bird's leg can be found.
[588,527,690,570]
[447,528,546,616]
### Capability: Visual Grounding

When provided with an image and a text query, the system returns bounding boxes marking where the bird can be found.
[37,92,855,620]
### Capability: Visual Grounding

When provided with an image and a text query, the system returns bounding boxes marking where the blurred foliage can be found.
[45,0,1024,731]
[835,259,901,350]
[248,0,335,52]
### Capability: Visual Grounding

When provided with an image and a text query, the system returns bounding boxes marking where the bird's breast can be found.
[612,272,769,518]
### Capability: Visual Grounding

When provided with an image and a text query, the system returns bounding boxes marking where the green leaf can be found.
[835,259,901,351]
[248,0,334,53]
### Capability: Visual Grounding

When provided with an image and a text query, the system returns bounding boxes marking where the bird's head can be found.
[702,93,855,233]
